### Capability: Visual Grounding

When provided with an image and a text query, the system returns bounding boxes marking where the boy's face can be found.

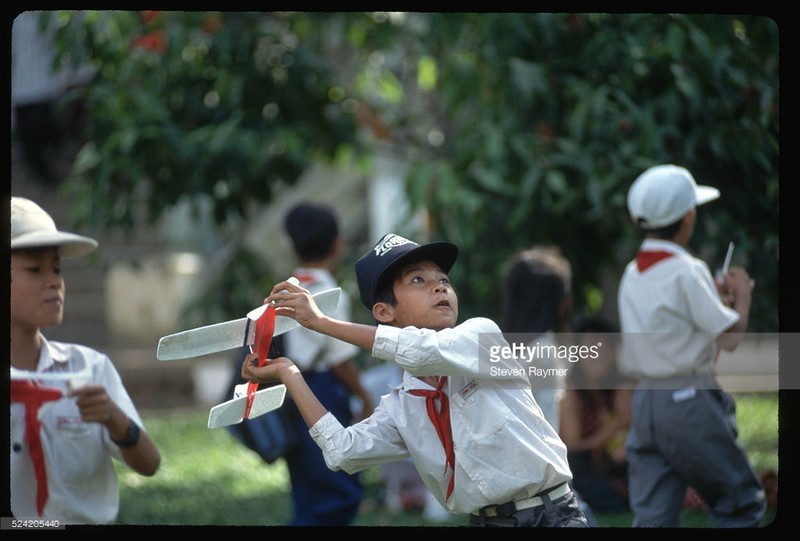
[375,259,458,331]
[11,247,65,331]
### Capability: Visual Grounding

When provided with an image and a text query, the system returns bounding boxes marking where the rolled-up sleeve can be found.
[372,324,402,362]
[372,318,516,379]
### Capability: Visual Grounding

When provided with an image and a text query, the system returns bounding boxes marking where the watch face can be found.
[113,420,140,448]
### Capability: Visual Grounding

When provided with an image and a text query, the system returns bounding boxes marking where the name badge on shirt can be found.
[56,415,92,437]
[458,380,480,402]
[672,386,696,403]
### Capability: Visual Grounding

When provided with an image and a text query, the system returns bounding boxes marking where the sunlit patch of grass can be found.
[117,408,292,525]
[734,392,779,473]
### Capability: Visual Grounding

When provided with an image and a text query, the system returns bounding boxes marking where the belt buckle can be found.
[476,483,569,519]
[537,482,569,502]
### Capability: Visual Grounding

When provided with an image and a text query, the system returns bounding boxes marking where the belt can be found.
[473,482,571,518]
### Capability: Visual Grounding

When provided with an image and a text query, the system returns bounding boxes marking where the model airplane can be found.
[156,279,341,361]
[155,278,341,429]
[10,366,93,393]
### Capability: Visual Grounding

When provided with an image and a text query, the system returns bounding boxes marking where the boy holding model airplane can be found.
[10,197,161,524]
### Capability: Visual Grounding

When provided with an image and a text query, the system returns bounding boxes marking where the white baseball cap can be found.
[627,164,720,229]
[11,197,98,258]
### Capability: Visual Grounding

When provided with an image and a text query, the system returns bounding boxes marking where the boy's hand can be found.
[68,383,116,423]
[68,384,131,438]
[264,278,378,352]
[241,353,299,384]
[717,266,754,307]
[265,279,326,330]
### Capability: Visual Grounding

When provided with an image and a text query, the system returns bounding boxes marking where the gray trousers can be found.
[626,376,766,527]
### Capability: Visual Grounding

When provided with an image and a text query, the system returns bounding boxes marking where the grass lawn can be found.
[115,392,779,528]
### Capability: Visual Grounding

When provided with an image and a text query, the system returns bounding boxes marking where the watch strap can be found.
[111,419,141,449]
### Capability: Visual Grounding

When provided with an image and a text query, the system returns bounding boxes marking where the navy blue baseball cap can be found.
[355,233,458,309]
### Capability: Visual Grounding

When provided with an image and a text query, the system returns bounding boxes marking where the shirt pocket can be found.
[44,412,107,484]
[451,379,508,440]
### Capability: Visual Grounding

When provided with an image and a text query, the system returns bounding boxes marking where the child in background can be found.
[277,202,373,526]
[559,314,632,513]
[501,245,572,431]
[617,164,764,527]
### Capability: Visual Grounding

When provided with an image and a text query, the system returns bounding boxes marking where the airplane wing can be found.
[10,366,93,392]
[156,286,341,361]
[207,383,287,429]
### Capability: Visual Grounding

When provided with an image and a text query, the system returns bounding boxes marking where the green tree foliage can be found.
[379,13,778,330]
[52,12,778,331]
[52,11,360,230]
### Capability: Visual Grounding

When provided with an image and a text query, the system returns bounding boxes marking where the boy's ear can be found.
[372,302,395,324]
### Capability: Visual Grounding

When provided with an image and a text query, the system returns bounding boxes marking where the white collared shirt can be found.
[309,317,572,515]
[11,337,146,524]
[617,238,739,378]
[284,267,359,372]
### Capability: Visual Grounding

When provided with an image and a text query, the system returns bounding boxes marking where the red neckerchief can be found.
[636,250,674,272]
[11,380,63,516]
[293,272,317,286]
[409,376,455,501]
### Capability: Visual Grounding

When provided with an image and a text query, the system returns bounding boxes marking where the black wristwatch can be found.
[111,419,141,449]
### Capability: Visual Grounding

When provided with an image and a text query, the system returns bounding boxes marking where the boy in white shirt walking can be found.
[617,165,765,527]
